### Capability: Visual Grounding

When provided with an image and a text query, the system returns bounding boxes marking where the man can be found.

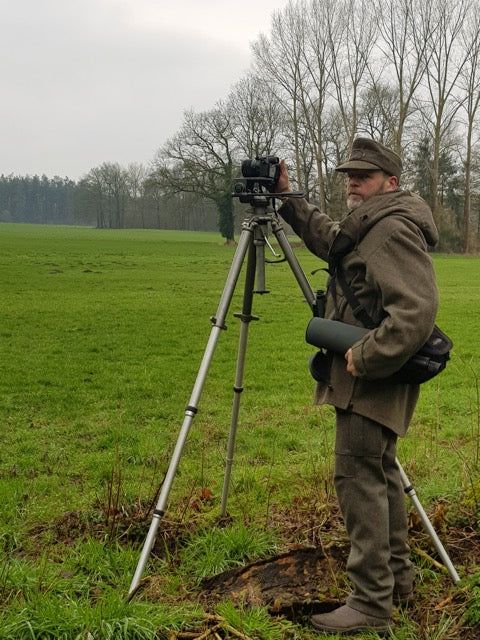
[276,138,439,635]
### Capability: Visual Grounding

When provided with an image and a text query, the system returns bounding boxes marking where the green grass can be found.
[178,523,279,580]
[0,222,479,639]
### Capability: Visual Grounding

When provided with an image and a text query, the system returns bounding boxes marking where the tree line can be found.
[2,0,480,252]
[0,174,78,225]
[0,170,218,232]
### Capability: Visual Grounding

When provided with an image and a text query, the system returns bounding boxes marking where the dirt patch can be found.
[27,509,93,550]
[201,546,343,618]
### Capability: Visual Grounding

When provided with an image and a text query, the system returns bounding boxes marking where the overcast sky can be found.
[1,0,291,180]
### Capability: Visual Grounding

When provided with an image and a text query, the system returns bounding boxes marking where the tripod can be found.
[128,197,315,597]
[128,196,460,598]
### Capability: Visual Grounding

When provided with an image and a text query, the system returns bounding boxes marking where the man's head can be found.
[335,138,402,210]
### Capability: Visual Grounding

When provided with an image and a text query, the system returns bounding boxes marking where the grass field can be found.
[0,222,479,639]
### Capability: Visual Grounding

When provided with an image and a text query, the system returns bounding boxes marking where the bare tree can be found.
[126,163,148,228]
[328,0,378,150]
[368,0,431,156]
[358,84,400,145]
[151,106,237,242]
[459,11,480,252]
[298,0,337,208]
[227,75,287,160]
[419,0,470,223]
[79,166,105,229]
[80,162,128,228]
[150,79,286,242]
[252,2,310,190]
[252,0,376,206]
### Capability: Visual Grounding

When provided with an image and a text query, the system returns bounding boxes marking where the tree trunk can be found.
[216,193,235,243]
[463,122,473,253]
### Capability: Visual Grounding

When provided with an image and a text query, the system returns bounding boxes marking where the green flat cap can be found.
[335,138,402,179]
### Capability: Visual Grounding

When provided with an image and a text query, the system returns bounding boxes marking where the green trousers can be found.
[334,409,414,618]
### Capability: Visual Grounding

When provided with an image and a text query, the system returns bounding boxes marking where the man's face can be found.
[345,170,398,210]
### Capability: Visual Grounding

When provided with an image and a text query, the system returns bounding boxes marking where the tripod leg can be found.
[220,240,258,516]
[396,458,460,584]
[220,218,316,515]
[128,228,253,599]
[272,221,316,307]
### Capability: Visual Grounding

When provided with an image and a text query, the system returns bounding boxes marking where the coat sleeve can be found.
[351,225,438,380]
[278,198,340,261]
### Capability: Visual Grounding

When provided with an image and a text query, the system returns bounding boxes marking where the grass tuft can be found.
[179,523,279,580]
[215,600,294,639]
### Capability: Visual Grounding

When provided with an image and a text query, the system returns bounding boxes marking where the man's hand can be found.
[345,348,359,377]
[275,159,293,194]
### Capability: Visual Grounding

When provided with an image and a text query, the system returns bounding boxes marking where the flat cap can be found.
[335,138,402,179]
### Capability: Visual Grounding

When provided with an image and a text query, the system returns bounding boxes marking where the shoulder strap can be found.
[328,229,378,329]
[333,266,376,330]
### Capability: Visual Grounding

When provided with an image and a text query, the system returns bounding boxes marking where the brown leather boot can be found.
[311,604,391,636]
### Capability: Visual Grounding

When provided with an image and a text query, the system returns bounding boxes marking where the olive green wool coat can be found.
[279,189,439,437]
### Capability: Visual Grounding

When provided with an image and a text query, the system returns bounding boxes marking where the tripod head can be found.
[232,191,304,207]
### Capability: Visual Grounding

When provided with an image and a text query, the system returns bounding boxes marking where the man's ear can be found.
[386,175,398,191]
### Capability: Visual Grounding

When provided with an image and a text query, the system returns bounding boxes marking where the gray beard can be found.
[347,196,362,210]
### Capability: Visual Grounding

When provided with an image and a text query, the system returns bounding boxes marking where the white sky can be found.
[0,0,291,180]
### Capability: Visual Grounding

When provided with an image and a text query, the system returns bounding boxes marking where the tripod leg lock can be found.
[185,405,198,415]
[233,312,259,323]
[210,316,227,329]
